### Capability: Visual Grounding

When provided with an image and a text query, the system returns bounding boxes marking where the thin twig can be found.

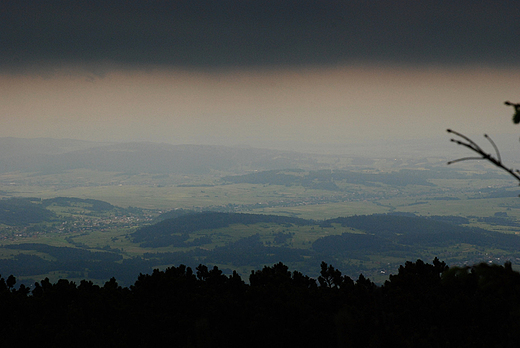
[447,157,486,165]
[447,129,484,153]
[484,134,501,163]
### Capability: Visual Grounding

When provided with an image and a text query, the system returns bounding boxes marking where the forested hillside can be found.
[0,259,518,347]
[3,211,520,285]
[0,198,56,225]
[132,211,313,247]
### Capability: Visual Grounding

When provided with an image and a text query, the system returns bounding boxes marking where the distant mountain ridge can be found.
[0,137,107,158]
[0,137,317,175]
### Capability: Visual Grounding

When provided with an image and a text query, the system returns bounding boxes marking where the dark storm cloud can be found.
[1,0,519,72]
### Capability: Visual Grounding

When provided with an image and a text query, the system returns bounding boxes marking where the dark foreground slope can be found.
[0,259,519,347]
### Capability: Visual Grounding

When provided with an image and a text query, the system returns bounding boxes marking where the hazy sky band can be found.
[1,1,520,152]
[2,0,520,72]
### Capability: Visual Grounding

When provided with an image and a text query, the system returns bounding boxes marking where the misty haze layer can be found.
[1,1,519,152]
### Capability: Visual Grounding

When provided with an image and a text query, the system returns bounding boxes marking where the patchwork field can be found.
[1,141,520,285]
[0,168,518,285]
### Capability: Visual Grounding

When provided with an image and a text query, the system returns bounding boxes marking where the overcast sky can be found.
[1,1,520,154]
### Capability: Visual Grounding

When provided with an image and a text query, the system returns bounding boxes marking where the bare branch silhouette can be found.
[447,129,520,183]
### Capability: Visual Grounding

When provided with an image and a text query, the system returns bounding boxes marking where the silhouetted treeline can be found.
[0,259,519,347]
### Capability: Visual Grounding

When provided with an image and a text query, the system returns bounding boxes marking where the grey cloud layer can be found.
[1,0,519,72]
